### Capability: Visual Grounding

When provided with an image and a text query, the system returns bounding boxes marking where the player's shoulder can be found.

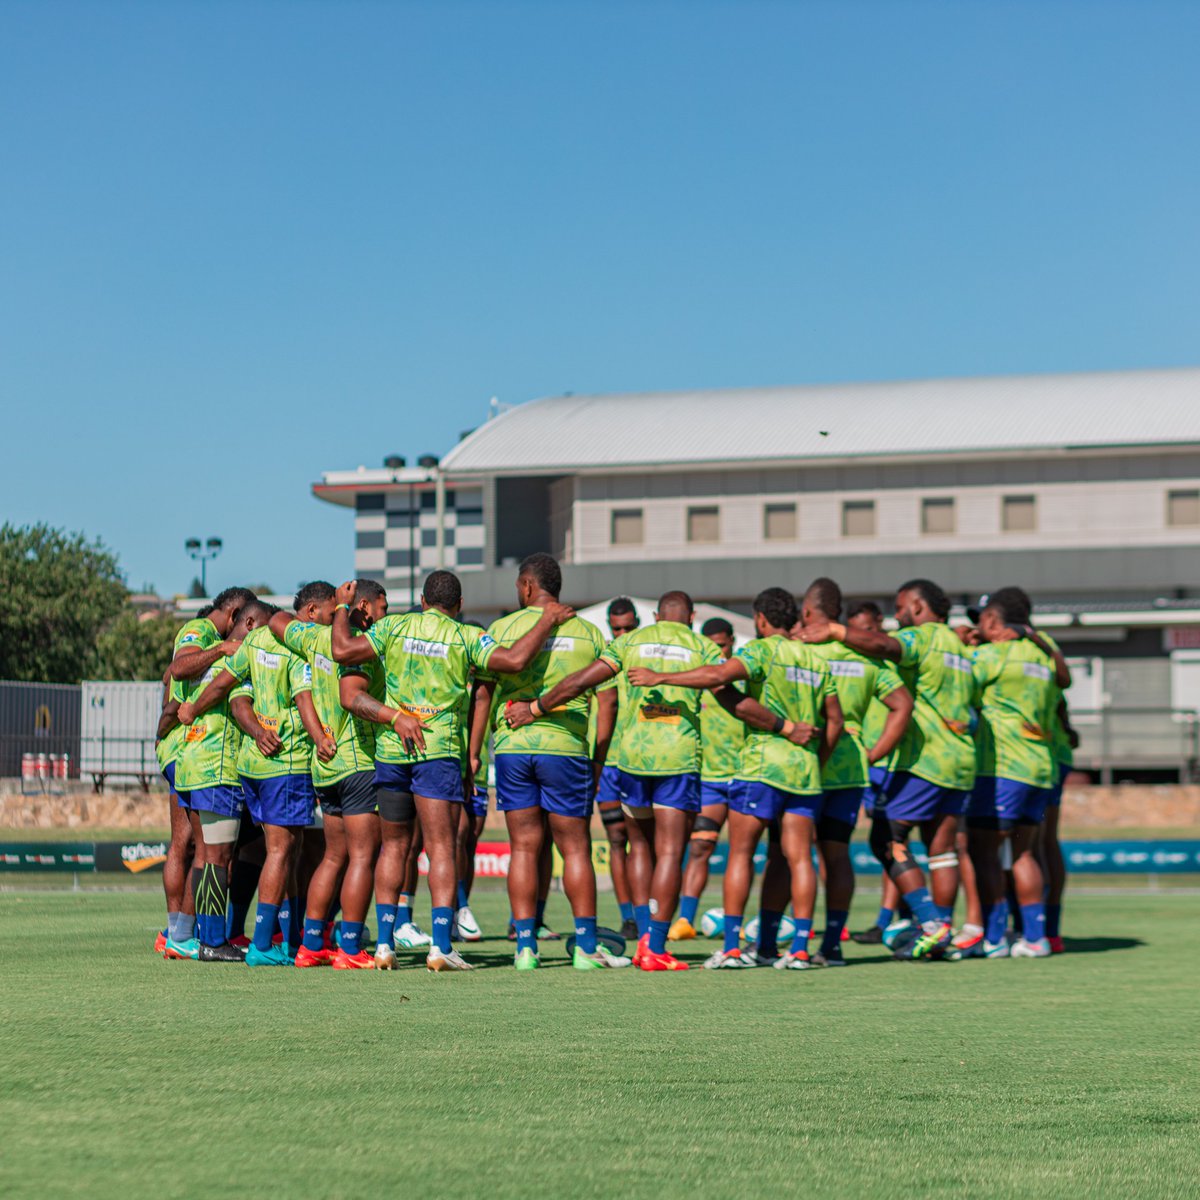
[175,617,216,650]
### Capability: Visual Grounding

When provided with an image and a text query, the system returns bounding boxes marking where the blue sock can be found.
[575,916,597,954]
[227,898,250,940]
[535,899,547,927]
[278,897,299,949]
[196,913,224,946]
[431,906,453,954]
[875,905,894,930]
[936,904,954,922]
[376,902,398,949]
[177,913,195,941]
[340,921,364,956]
[679,895,700,925]
[302,918,325,952]
[985,899,1009,945]
[253,902,280,952]
[649,919,670,955]
[397,898,413,927]
[634,904,651,937]
[821,909,848,955]
[167,911,181,941]
[723,913,743,953]
[456,881,469,909]
[902,886,938,926]
[791,917,813,954]
[1045,903,1062,939]
[514,917,537,954]
[758,909,783,957]
[1019,901,1046,943]
[619,901,634,923]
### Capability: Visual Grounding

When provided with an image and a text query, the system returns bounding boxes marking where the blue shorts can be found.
[822,786,866,829]
[468,784,489,820]
[700,779,735,810]
[375,758,465,804]
[241,774,315,827]
[621,771,700,814]
[864,766,890,818]
[596,764,628,806]
[882,771,968,824]
[162,760,178,794]
[180,784,244,819]
[495,754,593,819]
[967,776,1054,827]
[1046,761,1071,808]
[730,779,822,822]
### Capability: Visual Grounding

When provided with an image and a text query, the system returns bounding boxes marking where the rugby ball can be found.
[699,908,725,938]
[742,913,798,945]
[881,919,913,949]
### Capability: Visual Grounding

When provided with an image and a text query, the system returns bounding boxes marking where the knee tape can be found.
[928,851,959,872]
[693,814,722,836]
[600,806,627,829]
[999,839,1014,870]
[887,847,918,882]
[199,812,239,844]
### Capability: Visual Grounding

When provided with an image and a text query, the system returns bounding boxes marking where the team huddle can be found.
[153,552,1074,973]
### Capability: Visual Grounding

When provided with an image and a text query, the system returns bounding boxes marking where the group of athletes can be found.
[153,551,1074,973]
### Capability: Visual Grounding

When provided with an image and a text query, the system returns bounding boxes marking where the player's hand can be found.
[219,638,243,656]
[505,700,535,728]
[954,624,982,646]
[255,728,282,757]
[1067,727,1080,750]
[335,580,358,608]
[795,618,833,644]
[469,754,482,781]
[996,623,1023,642]
[543,601,575,626]
[391,711,426,754]
[783,721,818,746]
[315,734,337,762]
[177,702,196,726]
[627,668,661,688]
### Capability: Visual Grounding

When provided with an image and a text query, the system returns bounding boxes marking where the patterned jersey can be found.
[733,636,834,795]
[809,642,905,790]
[891,622,977,791]
[599,623,723,776]
[224,627,314,779]
[1042,633,1074,768]
[861,697,888,759]
[158,617,221,770]
[365,610,497,764]
[174,657,244,790]
[973,636,1058,788]
[700,684,745,782]
[283,621,384,785]
[483,609,607,758]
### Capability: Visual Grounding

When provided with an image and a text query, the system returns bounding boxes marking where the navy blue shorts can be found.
[1046,761,1071,808]
[468,784,489,820]
[315,770,377,817]
[621,771,700,814]
[822,786,866,829]
[495,754,593,819]
[162,760,178,794]
[967,776,1054,827]
[180,784,244,819]
[864,765,890,818]
[596,764,628,806]
[882,771,968,824]
[730,779,822,822]
[242,774,315,827]
[700,779,735,810]
[375,757,465,803]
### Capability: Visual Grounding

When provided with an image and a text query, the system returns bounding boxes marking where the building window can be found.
[1002,494,1037,532]
[355,530,385,550]
[457,547,484,566]
[356,493,385,512]
[687,506,720,544]
[842,500,875,538]
[763,503,797,541]
[921,497,955,535]
[611,508,644,546]
[1167,489,1200,527]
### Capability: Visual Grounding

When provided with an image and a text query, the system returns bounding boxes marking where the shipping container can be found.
[80,681,162,786]
[0,681,81,778]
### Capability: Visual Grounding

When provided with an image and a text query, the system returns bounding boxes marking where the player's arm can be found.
[867,687,913,764]
[169,639,240,682]
[155,670,180,742]
[818,692,844,766]
[330,582,377,664]
[593,686,618,770]
[338,672,426,753]
[268,610,297,643]
[468,680,496,778]
[1022,626,1072,689]
[717,686,819,746]
[228,693,282,757]
[627,657,749,691]
[796,618,902,664]
[505,658,618,729]
[485,602,576,673]
[176,668,238,725]
[295,689,335,762]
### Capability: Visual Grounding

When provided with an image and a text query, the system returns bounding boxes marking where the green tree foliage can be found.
[90,610,182,681]
[0,524,129,683]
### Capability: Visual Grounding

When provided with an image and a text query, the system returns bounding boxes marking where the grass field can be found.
[2,884,1198,1199]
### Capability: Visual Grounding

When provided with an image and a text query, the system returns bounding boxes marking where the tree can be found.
[90,610,182,681]
[188,576,206,599]
[0,524,128,683]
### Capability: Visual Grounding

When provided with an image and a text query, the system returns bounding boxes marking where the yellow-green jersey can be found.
[483,609,607,758]
[891,622,977,792]
[224,627,314,779]
[733,636,833,796]
[700,684,745,782]
[175,655,245,791]
[365,609,497,764]
[810,642,905,791]
[972,636,1058,789]
[861,697,888,758]
[1042,634,1074,768]
[158,617,220,771]
[282,621,385,786]
[600,622,722,776]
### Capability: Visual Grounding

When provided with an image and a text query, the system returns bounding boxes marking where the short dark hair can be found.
[805,576,843,620]
[701,617,733,637]
[423,570,462,610]
[293,580,336,612]
[607,596,637,619]
[753,587,798,631]
[241,599,277,625]
[988,586,1032,625]
[898,578,950,620]
[354,578,386,604]
[658,590,693,619]
[518,553,562,598]
[847,599,882,621]
[212,586,257,614]
[195,604,215,620]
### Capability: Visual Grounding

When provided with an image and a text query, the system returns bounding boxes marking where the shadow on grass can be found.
[1060,936,1145,954]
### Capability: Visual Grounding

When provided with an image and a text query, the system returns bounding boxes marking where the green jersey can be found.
[365,610,497,764]
[283,621,385,785]
[483,609,607,758]
[1041,634,1073,768]
[892,622,977,791]
[700,683,745,782]
[175,656,245,790]
[810,642,905,791]
[861,698,888,758]
[599,622,722,776]
[158,618,221,771]
[972,637,1058,788]
[224,627,314,779]
[733,636,833,795]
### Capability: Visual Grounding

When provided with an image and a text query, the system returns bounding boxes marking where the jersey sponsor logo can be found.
[785,666,822,686]
[403,637,449,659]
[255,648,281,669]
[941,717,971,735]
[397,702,442,720]
[543,636,576,652]
[830,660,866,678]
[638,643,692,663]
[943,652,973,674]
[638,703,681,724]
[1023,662,1052,682]
[184,723,206,742]
[314,653,334,675]
[302,664,313,685]
[1020,721,1048,741]
[255,712,280,732]
[479,634,497,650]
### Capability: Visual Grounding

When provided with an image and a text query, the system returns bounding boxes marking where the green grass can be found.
[1,888,1198,1199]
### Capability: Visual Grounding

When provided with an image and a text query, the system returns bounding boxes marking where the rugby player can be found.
[472,554,629,970]
[799,579,972,960]
[154,661,193,955]
[629,588,843,970]
[1045,699,1077,953]
[800,579,912,966]
[331,569,574,972]
[669,617,745,942]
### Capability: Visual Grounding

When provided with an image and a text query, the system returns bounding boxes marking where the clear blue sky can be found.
[3,1,1197,597]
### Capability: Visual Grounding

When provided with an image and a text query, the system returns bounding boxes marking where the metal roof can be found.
[438,367,1200,474]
